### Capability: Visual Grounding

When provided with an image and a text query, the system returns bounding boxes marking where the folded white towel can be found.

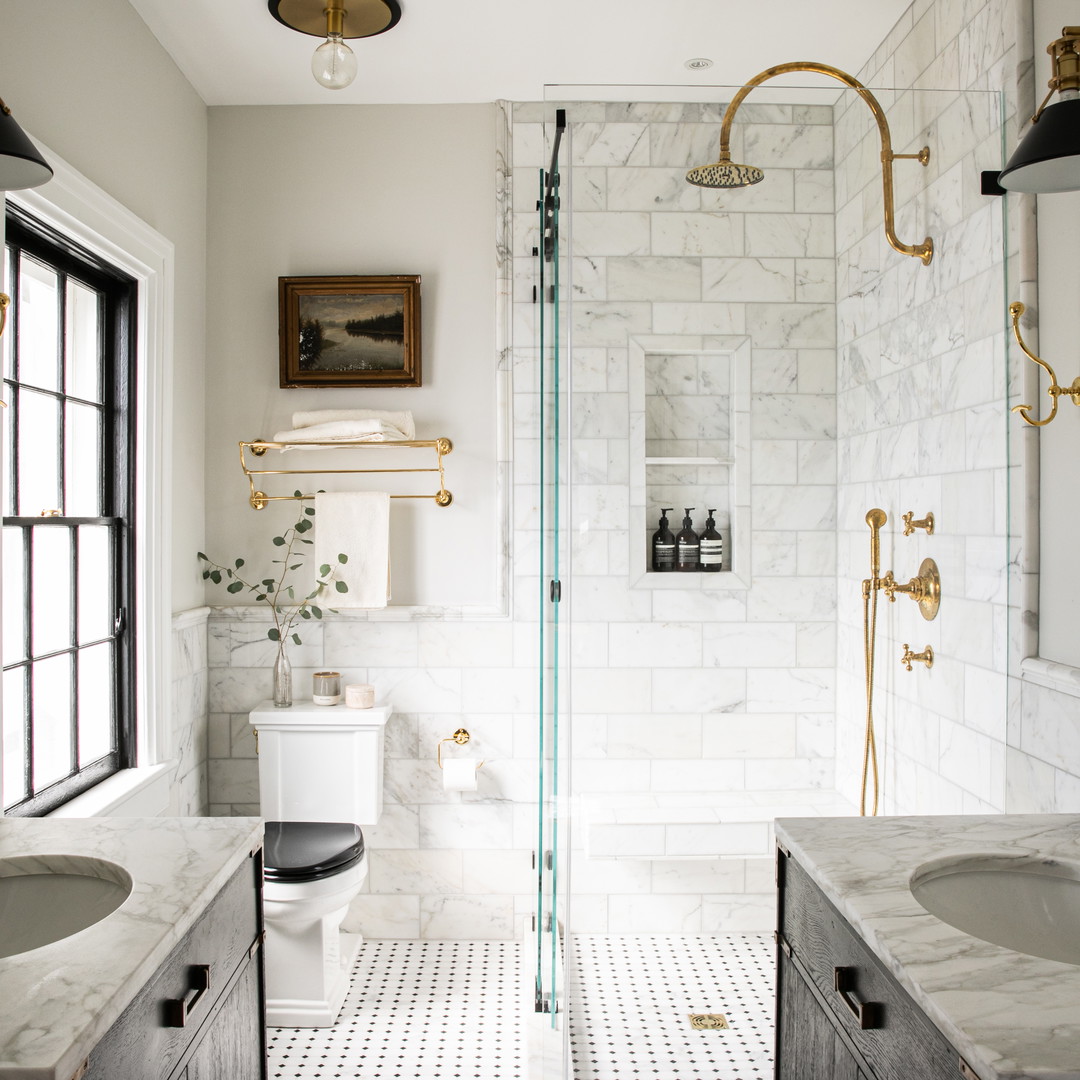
[314,491,390,609]
[291,409,415,440]
[273,418,411,447]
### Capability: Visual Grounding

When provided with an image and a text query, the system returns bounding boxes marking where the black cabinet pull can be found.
[833,966,881,1029]
[164,964,211,1028]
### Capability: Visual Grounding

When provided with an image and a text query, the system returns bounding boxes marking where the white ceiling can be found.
[127,0,912,106]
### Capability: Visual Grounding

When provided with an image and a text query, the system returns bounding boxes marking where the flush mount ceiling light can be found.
[0,96,52,191]
[998,27,1080,193]
[268,0,402,91]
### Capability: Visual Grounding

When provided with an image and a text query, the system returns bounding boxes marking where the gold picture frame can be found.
[278,274,421,388]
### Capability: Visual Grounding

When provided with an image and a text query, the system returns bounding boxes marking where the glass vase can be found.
[273,645,292,708]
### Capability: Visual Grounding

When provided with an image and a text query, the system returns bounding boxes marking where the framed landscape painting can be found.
[278,275,421,388]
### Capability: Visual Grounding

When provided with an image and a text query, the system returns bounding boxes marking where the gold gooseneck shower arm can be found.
[691,61,934,265]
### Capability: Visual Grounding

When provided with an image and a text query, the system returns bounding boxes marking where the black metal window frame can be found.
[3,205,137,816]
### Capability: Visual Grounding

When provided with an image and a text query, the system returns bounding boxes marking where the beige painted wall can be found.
[0,0,209,613]
[204,104,498,608]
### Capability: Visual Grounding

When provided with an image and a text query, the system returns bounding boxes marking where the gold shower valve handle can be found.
[881,558,941,620]
[901,644,934,671]
[902,511,934,536]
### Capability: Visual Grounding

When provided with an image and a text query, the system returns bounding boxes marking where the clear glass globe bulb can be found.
[311,33,357,90]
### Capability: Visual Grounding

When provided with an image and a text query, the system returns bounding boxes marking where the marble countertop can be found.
[775,814,1080,1080]
[0,815,263,1080]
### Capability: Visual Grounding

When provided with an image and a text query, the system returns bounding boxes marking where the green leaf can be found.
[201,570,210,580]
[210,570,222,584]
[226,581,244,594]
[304,506,315,516]
[234,557,245,569]
[289,563,302,571]
[286,586,295,598]
[296,518,312,533]
[337,553,349,564]
[262,579,275,588]
[319,564,331,576]
[267,628,281,642]
[335,580,348,593]
[291,633,301,646]
[310,606,322,619]
[300,609,311,619]
[256,593,267,602]
[298,538,313,545]
[272,535,286,546]
[294,489,304,499]
[197,552,208,561]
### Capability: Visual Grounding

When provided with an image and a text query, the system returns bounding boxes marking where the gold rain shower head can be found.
[687,61,934,264]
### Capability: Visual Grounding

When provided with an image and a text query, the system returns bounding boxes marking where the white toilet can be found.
[249,699,391,1028]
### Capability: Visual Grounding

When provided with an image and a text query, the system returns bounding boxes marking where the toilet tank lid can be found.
[263,821,365,882]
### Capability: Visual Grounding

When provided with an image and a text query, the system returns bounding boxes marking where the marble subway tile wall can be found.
[833,0,1016,815]
[514,100,839,932]
[170,609,209,816]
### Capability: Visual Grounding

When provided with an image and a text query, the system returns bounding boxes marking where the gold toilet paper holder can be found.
[436,728,485,770]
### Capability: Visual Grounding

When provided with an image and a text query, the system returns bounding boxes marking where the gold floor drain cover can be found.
[688,1013,730,1029]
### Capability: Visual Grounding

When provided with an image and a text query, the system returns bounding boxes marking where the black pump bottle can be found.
[700,509,723,572]
[675,508,699,572]
[651,508,676,571]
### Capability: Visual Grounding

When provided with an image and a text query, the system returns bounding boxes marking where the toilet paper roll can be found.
[442,758,479,792]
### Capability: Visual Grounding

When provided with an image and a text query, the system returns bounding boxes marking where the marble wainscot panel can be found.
[0,815,262,1080]
[776,814,1080,1080]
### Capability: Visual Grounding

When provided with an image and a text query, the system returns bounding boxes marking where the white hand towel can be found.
[273,418,410,447]
[291,409,415,440]
[314,492,391,609]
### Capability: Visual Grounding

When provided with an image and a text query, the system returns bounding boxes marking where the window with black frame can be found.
[2,207,136,815]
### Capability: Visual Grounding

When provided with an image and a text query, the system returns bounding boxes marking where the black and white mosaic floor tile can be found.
[568,933,774,1079]
[267,940,525,1079]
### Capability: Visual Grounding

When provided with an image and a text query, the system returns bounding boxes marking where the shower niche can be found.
[629,334,751,589]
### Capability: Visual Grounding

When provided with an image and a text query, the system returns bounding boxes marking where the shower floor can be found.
[569,933,775,1079]
[265,934,774,1079]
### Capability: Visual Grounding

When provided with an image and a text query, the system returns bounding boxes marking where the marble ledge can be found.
[775,813,1080,1080]
[0,815,263,1080]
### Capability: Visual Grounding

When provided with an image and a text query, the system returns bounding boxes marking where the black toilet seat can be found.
[263,821,366,884]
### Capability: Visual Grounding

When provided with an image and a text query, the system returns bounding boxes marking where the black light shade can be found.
[998,97,1080,194]
[0,102,52,191]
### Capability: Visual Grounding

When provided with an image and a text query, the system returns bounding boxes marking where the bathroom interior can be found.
[2,0,1080,1078]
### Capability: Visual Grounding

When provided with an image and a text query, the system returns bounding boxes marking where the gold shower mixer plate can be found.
[914,557,940,621]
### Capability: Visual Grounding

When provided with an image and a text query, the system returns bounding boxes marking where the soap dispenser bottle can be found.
[651,508,676,572]
[675,508,700,572]
[700,509,723,572]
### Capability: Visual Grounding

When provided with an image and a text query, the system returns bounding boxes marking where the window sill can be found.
[47,762,173,818]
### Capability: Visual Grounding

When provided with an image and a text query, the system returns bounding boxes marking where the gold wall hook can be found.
[1009,301,1080,426]
[436,728,485,770]
[902,511,934,536]
[901,644,934,671]
[882,557,941,621]
[0,293,9,408]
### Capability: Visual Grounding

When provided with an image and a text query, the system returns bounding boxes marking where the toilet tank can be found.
[249,701,390,826]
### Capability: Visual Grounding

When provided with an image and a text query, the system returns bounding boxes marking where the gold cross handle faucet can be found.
[901,644,934,671]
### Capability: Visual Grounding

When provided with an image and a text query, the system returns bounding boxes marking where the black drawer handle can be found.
[833,966,881,1029]
[165,964,211,1028]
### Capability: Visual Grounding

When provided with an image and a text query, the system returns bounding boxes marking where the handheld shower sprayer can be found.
[865,508,887,582]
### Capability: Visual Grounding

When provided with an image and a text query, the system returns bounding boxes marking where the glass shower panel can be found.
[534,106,571,1042]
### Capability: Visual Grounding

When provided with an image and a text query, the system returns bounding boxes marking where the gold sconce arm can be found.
[901,644,934,671]
[712,62,933,264]
[0,292,8,408]
[1009,301,1080,427]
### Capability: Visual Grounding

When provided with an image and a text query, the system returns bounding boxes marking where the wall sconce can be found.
[268,0,402,91]
[686,61,933,265]
[0,96,52,191]
[1008,301,1080,427]
[997,27,1080,193]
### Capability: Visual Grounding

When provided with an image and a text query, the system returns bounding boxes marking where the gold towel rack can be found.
[239,437,453,510]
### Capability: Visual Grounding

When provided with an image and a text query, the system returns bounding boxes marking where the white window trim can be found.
[3,138,175,810]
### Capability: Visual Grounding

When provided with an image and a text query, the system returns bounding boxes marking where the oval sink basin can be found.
[0,854,132,959]
[910,853,1080,966]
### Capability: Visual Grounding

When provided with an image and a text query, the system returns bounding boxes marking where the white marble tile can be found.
[606,167,702,211]
[745,213,835,259]
[571,123,650,167]
[344,893,420,939]
[606,256,702,301]
[608,893,701,934]
[650,212,744,257]
[368,849,464,895]
[702,257,794,302]
[419,804,514,850]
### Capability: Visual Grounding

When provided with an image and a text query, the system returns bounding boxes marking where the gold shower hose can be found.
[861,578,880,816]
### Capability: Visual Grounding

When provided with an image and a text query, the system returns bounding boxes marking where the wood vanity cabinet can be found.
[83,851,266,1080]
[774,846,972,1080]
